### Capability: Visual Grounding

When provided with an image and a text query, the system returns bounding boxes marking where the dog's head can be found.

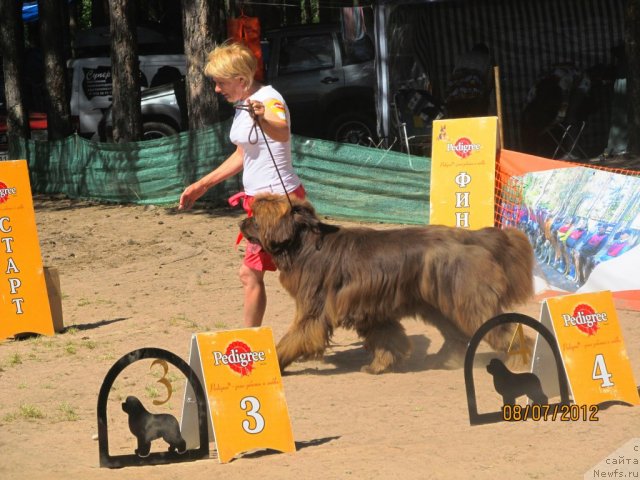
[486,358,504,375]
[122,395,143,414]
[239,193,321,256]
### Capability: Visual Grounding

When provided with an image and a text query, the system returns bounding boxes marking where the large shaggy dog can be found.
[240,194,534,374]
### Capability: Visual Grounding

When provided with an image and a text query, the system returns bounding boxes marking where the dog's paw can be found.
[135,448,151,458]
[361,364,391,375]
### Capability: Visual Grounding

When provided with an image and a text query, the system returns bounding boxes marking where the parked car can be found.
[101,77,187,142]
[118,23,378,145]
[103,77,233,141]
[67,54,187,140]
[264,23,377,144]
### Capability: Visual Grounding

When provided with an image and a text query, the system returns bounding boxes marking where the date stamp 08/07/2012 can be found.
[501,403,599,422]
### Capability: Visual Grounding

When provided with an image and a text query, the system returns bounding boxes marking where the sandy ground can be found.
[0,195,639,480]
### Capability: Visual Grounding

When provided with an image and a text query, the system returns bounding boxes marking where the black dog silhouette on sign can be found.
[486,358,548,405]
[122,396,187,457]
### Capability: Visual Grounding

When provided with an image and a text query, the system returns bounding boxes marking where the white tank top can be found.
[229,85,301,196]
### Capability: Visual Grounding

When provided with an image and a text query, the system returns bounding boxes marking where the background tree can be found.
[109,0,142,142]
[626,0,640,156]
[0,0,30,147]
[181,0,224,130]
[38,0,73,140]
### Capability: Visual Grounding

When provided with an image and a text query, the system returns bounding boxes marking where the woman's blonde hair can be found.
[204,41,257,89]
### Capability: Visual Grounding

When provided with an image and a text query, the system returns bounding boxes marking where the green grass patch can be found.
[57,402,79,422]
[8,353,22,366]
[77,298,91,307]
[82,339,97,350]
[0,403,50,423]
[145,385,160,399]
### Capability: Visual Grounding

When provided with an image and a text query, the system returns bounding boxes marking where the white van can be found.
[67,54,186,140]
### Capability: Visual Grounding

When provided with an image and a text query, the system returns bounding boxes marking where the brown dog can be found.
[240,194,534,374]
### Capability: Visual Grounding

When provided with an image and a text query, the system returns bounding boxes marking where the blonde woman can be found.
[179,42,305,328]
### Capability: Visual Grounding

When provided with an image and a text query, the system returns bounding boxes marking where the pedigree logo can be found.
[561,303,608,336]
[0,182,17,204]
[212,341,266,376]
[446,138,481,159]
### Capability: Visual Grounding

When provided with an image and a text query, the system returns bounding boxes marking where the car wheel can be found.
[327,112,377,146]
[142,121,178,140]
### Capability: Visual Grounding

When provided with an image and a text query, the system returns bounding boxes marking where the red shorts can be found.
[236,184,306,272]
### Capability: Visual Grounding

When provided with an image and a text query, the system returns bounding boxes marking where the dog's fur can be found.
[240,194,534,374]
[122,396,187,457]
[486,358,548,405]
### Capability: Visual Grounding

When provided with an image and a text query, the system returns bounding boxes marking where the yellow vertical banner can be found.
[429,117,497,228]
[194,327,295,463]
[0,160,54,340]
[544,291,639,406]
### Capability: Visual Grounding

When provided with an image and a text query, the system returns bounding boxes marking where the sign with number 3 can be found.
[181,327,295,463]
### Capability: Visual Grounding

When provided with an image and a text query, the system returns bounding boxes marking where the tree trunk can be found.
[0,0,30,142]
[109,0,142,142]
[38,0,73,140]
[625,0,640,155]
[181,0,222,130]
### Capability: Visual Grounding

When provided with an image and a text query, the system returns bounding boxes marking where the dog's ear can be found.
[259,202,319,253]
[262,213,298,252]
[291,203,321,233]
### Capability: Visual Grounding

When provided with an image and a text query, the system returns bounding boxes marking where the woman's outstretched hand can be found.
[178,183,206,210]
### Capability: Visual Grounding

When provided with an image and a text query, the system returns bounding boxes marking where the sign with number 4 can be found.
[180,327,296,463]
[532,290,639,406]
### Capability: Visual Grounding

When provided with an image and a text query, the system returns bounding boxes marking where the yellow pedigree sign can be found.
[429,117,497,229]
[194,327,295,463]
[0,160,53,340]
[545,291,640,406]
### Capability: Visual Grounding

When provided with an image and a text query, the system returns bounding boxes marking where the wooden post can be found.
[493,66,504,149]
[44,267,64,332]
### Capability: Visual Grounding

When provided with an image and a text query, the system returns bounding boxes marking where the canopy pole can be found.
[493,65,504,149]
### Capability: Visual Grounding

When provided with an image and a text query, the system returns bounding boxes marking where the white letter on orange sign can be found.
[1,237,14,253]
[0,217,11,233]
[8,278,21,294]
[5,257,20,274]
[455,212,470,228]
[455,192,470,208]
[12,298,24,314]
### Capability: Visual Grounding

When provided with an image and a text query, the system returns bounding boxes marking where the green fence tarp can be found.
[7,123,430,225]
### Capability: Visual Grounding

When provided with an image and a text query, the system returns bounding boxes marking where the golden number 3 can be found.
[150,359,173,406]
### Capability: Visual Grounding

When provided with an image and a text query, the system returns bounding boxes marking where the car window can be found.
[341,35,375,66]
[278,34,334,75]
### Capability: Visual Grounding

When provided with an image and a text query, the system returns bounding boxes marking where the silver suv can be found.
[127,24,377,144]
[105,77,186,141]
[265,23,377,144]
